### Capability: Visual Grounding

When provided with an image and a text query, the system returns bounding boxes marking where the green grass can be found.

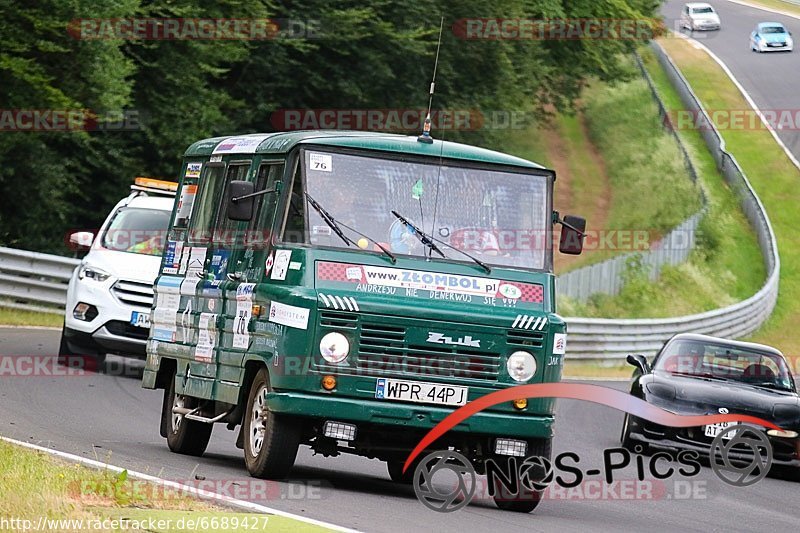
[740,0,800,17]
[0,305,63,327]
[563,360,634,379]
[0,439,330,532]
[657,36,800,354]
[557,48,766,318]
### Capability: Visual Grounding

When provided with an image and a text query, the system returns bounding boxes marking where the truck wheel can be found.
[243,368,300,479]
[386,458,420,484]
[492,438,551,513]
[162,376,212,456]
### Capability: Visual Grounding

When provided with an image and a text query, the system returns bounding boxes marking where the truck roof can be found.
[184,131,546,171]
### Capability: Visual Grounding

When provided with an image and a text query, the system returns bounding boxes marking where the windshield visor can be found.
[299,150,551,270]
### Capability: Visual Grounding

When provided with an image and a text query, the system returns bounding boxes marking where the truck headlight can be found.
[78,264,111,282]
[320,332,349,364]
[507,351,536,382]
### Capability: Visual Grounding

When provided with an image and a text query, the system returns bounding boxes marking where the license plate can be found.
[704,421,738,440]
[130,311,150,328]
[375,378,468,407]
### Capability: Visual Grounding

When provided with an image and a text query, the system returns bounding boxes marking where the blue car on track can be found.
[750,22,794,53]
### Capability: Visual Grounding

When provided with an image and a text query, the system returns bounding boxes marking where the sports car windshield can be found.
[296,150,551,270]
[656,339,794,391]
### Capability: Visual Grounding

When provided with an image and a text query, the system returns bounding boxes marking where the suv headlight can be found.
[320,332,349,364]
[78,264,111,282]
[507,351,537,382]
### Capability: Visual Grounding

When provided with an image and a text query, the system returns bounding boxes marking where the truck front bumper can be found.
[265,390,554,439]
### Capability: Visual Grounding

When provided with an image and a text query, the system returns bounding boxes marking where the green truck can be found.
[142,130,584,510]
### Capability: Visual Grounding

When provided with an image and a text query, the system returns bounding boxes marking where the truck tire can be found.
[243,368,301,479]
[162,376,212,456]
[386,458,420,484]
[492,438,551,513]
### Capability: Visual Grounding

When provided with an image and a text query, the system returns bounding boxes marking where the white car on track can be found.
[59,178,176,365]
[681,2,721,31]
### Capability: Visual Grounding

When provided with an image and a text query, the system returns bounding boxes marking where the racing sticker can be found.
[194,312,216,362]
[186,247,207,276]
[309,152,332,172]
[212,135,272,154]
[185,162,202,178]
[553,333,567,355]
[162,241,184,274]
[270,250,292,280]
[316,262,544,303]
[180,276,200,296]
[268,301,309,330]
[152,276,182,341]
[233,283,255,349]
[264,251,275,276]
[176,184,197,225]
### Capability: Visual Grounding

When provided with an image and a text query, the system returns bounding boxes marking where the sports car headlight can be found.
[767,429,798,438]
[78,264,111,282]
[320,332,349,364]
[507,351,537,382]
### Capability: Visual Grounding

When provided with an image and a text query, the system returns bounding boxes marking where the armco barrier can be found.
[556,54,706,303]
[562,41,780,360]
[0,247,79,313]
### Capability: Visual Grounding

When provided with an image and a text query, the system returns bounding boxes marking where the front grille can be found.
[507,330,545,348]
[105,320,149,340]
[112,279,154,307]
[356,322,501,382]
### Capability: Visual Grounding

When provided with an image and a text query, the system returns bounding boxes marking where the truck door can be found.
[218,161,284,390]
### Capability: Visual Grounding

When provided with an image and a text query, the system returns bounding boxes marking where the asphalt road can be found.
[662,0,800,158]
[1,327,798,532]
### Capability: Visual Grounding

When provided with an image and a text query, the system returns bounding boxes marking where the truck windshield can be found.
[102,207,170,256]
[297,150,551,270]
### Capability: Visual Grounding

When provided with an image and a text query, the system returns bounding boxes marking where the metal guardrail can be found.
[557,55,707,303]
[563,42,780,360]
[0,247,79,314]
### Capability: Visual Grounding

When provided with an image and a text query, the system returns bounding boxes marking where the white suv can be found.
[59,178,176,364]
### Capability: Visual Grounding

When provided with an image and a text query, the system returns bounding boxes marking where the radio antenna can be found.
[417,16,445,144]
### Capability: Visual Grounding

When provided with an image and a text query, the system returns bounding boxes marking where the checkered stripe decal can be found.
[515,283,544,303]
[316,261,360,282]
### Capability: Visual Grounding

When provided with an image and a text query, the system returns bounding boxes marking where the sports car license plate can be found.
[375,378,468,407]
[704,421,738,440]
[130,311,150,328]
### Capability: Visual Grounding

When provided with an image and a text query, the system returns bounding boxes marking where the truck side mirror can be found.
[558,215,586,255]
[69,231,95,250]
[228,180,255,221]
[626,354,650,374]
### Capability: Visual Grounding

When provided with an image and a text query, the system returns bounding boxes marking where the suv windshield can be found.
[102,207,171,256]
[655,339,794,391]
[292,149,551,270]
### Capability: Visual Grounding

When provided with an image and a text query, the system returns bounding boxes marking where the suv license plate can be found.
[130,311,150,328]
[375,378,468,406]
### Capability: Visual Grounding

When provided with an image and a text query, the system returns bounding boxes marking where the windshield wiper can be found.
[307,193,396,263]
[391,210,445,258]
[391,210,491,274]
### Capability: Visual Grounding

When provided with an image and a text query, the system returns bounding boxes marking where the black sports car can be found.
[621,333,800,471]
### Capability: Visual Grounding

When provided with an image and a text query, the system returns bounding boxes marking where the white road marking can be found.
[0,435,358,532]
